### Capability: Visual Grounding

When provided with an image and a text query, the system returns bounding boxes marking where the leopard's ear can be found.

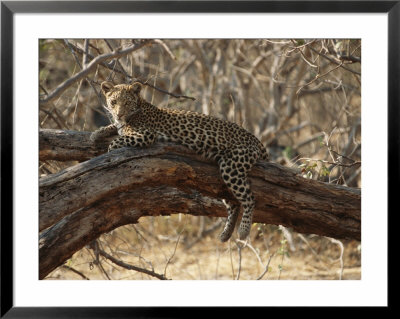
[129,82,142,95]
[101,81,114,95]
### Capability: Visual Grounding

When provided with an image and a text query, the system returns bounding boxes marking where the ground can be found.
[47,215,361,280]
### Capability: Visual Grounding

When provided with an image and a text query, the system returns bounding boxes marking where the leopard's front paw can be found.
[107,140,122,152]
[107,144,116,152]
[90,130,102,143]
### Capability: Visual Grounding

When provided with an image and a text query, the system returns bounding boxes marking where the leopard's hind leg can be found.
[218,155,256,241]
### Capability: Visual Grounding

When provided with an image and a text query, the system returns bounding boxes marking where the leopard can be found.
[90,81,269,242]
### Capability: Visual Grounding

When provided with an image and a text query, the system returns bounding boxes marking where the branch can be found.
[308,46,361,76]
[296,62,344,94]
[39,128,110,162]
[88,241,169,280]
[153,39,177,61]
[64,40,129,78]
[39,40,152,105]
[39,129,361,279]
[138,79,196,101]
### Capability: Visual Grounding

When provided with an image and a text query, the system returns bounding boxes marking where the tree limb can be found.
[39,129,361,279]
[39,40,152,105]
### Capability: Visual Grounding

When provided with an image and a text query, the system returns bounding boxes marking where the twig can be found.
[309,46,361,76]
[287,39,317,52]
[153,39,177,61]
[324,129,337,163]
[163,223,185,277]
[328,237,344,280]
[39,108,64,129]
[293,127,351,150]
[137,79,196,101]
[296,62,344,94]
[89,242,111,280]
[264,39,291,45]
[104,39,130,78]
[235,239,262,266]
[279,225,296,252]
[337,54,361,63]
[297,234,322,261]
[65,40,128,77]
[64,39,83,69]
[115,249,154,272]
[61,265,90,280]
[297,157,361,168]
[234,239,276,280]
[92,243,169,280]
[39,84,48,95]
[235,240,245,280]
[83,39,90,67]
[321,132,361,168]
[63,40,106,109]
[184,219,223,250]
[326,141,359,164]
[256,253,274,280]
[229,240,235,280]
[290,39,318,68]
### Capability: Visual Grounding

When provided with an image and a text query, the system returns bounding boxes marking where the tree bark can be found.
[39,129,361,279]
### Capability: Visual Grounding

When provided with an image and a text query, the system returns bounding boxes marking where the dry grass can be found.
[47,215,361,280]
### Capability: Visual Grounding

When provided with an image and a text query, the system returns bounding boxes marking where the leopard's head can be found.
[101,81,143,124]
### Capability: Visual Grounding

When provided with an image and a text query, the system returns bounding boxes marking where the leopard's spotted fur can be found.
[91,81,269,241]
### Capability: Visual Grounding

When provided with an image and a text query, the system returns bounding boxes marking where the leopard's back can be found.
[147,107,268,163]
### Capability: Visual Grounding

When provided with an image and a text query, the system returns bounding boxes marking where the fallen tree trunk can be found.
[39,129,361,279]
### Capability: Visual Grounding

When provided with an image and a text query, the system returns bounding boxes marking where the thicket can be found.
[39,39,361,280]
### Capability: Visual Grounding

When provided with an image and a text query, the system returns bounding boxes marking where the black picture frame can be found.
[1,1,396,317]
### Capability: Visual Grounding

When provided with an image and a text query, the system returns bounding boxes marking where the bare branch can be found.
[297,157,361,168]
[138,79,196,101]
[60,265,90,280]
[64,40,128,77]
[88,241,169,280]
[153,39,177,61]
[40,40,152,105]
[308,46,361,76]
[296,62,344,95]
